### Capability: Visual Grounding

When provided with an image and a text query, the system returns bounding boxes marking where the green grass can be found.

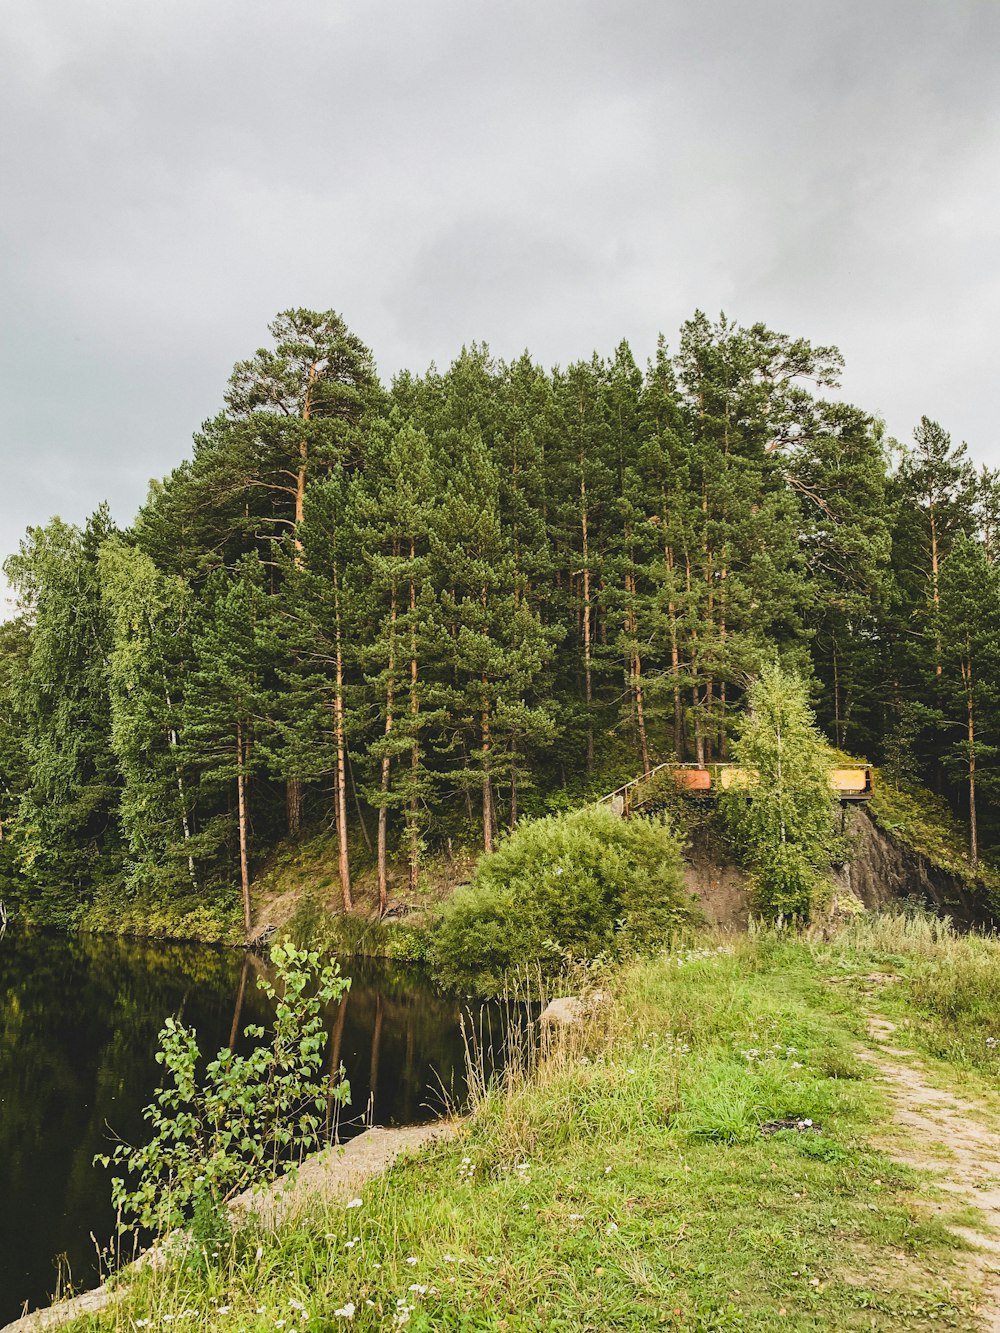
[828,910,1000,1086]
[65,921,998,1332]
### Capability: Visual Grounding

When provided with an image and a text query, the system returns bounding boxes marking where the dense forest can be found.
[1,309,997,933]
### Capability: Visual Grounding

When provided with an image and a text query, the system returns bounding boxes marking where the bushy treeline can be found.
[1,308,998,928]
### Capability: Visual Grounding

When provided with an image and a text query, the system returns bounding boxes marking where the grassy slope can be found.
[73,920,998,1333]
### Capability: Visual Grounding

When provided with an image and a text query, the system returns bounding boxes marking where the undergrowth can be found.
[68,921,990,1332]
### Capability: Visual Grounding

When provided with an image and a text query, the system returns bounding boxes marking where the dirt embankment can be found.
[683,802,997,931]
[836,806,999,930]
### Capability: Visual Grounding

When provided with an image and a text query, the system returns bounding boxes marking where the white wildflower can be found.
[333,1302,356,1319]
[346,1198,363,1209]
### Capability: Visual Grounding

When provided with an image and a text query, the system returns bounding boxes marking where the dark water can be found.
[0,931,470,1322]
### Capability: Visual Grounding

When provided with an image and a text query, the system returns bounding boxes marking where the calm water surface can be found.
[0,930,471,1321]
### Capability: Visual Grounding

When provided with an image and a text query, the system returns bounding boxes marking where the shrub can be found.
[96,943,350,1235]
[427,806,693,995]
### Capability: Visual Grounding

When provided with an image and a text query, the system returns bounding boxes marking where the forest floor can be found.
[47,913,1000,1332]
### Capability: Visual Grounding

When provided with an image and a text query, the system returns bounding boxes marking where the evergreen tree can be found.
[937,536,1000,868]
[353,418,440,908]
[99,539,199,901]
[186,556,269,929]
[3,509,121,915]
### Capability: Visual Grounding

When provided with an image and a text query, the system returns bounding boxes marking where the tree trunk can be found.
[408,555,420,894]
[236,720,251,933]
[963,656,978,869]
[509,743,519,832]
[163,680,197,891]
[832,635,842,749]
[481,682,494,853]
[344,751,373,854]
[286,778,303,837]
[377,579,397,918]
[293,363,316,556]
[666,543,683,758]
[333,574,352,912]
[930,502,943,678]
[581,469,594,772]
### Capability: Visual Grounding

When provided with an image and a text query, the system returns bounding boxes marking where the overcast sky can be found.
[2,0,998,607]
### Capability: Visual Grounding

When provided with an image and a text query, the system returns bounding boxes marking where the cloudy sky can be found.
[2,0,998,601]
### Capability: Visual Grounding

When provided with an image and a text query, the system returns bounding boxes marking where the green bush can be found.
[427,806,693,995]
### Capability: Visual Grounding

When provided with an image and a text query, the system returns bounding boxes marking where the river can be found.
[0,930,471,1323]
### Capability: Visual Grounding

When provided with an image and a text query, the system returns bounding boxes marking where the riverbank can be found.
[60,914,1000,1330]
[9,769,998,954]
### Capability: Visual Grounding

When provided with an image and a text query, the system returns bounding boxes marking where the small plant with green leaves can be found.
[96,942,350,1236]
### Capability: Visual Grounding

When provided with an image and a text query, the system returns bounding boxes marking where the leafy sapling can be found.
[95,943,350,1237]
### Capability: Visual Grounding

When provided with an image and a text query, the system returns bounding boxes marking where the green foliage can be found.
[722,662,838,919]
[4,307,1000,937]
[92,924,986,1331]
[2,508,122,915]
[869,772,1000,892]
[427,806,693,994]
[96,943,350,1235]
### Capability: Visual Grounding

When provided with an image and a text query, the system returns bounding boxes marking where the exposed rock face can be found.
[681,805,996,932]
[834,806,998,930]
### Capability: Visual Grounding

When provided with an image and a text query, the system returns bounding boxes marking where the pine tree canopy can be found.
[1,308,997,928]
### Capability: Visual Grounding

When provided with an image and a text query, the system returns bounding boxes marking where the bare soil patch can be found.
[862,1014,1000,1329]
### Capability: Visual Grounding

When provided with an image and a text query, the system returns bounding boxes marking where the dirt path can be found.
[862,1015,1000,1330]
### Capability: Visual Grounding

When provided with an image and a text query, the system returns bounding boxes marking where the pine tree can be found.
[937,536,1000,868]
[280,471,362,910]
[430,425,554,849]
[353,418,439,909]
[192,310,381,835]
[186,556,269,929]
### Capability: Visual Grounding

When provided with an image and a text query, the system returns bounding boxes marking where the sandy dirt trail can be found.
[862,1015,1000,1331]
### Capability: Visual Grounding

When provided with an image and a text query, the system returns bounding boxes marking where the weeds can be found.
[68,919,998,1331]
